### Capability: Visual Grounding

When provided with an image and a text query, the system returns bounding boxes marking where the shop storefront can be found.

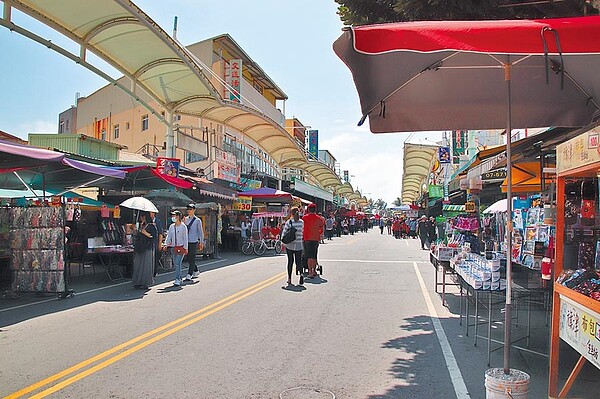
[288,179,334,214]
[550,125,600,397]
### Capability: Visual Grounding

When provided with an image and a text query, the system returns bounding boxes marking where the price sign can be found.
[465,201,477,213]
[232,196,252,211]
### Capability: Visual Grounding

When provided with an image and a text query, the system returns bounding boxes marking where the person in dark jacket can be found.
[417,215,429,250]
[428,216,438,244]
[132,212,157,289]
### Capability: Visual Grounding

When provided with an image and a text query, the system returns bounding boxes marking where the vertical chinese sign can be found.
[225,59,242,103]
[452,130,467,165]
[213,148,240,183]
[308,130,319,160]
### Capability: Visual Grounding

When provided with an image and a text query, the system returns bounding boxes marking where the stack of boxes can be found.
[450,251,507,290]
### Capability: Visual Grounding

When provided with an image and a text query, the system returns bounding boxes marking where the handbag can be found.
[281,220,297,244]
[173,245,186,255]
[172,224,186,255]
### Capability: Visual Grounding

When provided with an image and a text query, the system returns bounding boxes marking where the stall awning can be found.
[442,204,465,212]
[292,179,334,202]
[184,175,237,201]
[240,187,293,203]
[500,162,549,194]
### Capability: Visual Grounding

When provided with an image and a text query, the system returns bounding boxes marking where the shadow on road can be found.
[367,315,455,398]
[0,252,259,329]
[281,284,306,292]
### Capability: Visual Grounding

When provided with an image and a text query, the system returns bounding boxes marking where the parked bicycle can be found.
[240,235,282,256]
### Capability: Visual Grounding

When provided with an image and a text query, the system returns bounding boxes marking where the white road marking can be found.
[320,259,428,263]
[413,261,471,399]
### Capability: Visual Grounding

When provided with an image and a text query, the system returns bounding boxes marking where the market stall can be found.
[195,202,219,258]
[550,127,600,397]
[0,202,70,297]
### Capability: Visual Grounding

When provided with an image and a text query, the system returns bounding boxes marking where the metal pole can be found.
[503,58,513,375]
[165,110,175,158]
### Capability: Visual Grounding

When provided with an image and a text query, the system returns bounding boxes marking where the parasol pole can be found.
[503,58,513,375]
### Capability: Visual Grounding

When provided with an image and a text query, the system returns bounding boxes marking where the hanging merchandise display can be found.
[0,205,69,295]
[550,129,600,396]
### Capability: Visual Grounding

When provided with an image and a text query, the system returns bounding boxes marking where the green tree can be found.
[334,0,597,26]
[374,198,387,210]
[392,197,403,207]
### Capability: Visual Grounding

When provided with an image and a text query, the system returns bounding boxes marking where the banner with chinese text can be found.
[452,130,467,164]
[224,59,242,102]
[308,130,319,160]
[559,295,600,370]
[214,162,240,183]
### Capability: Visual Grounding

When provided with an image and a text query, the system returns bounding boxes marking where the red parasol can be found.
[334,16,600,377]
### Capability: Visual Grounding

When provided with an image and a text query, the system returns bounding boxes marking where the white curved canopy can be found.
[401,142,438,204]
[335,182,354,196]
[284,159,342,190]
[3,0,308,179]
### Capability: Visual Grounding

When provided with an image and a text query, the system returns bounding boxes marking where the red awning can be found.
[150,168,193,189]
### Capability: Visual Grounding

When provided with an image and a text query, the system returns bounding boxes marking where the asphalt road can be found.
[0,229,549,398]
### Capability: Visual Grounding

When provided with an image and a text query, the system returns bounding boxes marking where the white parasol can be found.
[120,196,159,213]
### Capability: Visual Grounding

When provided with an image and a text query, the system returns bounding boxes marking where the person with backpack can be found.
[184,203,204,282]
[281,207,304,286]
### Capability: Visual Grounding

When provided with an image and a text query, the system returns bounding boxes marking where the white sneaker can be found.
[173,279,182,286]
[192,271,200,278]
[184,274,193,281]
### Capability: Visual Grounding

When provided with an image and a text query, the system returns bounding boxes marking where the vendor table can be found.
[89,246,134,281]
[457,272,548,367]
[429,251,459,306]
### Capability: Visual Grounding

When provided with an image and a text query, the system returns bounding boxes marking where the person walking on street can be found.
[386,217,393,235]
[184,203,204,281]
[302,203,324,279]
[379,217,385,234]
[325,214,335,240]
[417,215,429,250]
[428,216,438,245]
[240,215,251,240]
[408,217,418,238]
[149,210,163,277]
[349,216,356,235]
[392,217,401,239]
[164,210,188,286]
[132,212,156,289]
[282,207,304,286]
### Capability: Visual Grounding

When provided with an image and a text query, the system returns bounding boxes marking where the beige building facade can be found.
[59,34,297,185]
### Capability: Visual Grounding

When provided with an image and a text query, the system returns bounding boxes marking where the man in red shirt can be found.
[302,203,325,278]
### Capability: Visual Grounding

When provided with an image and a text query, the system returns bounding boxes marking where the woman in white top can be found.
[240,215,251,240]
[281,207,304,286]
[164,210,188,286]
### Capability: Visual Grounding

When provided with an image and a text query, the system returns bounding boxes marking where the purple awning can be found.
[0,140,65,161]
[61,158,126,179]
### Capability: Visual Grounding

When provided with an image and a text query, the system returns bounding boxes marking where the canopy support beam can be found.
[12,171,41,200]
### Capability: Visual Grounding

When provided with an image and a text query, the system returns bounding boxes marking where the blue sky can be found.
[0,0,441,205]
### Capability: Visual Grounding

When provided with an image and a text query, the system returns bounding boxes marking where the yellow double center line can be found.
[4,272,286,399]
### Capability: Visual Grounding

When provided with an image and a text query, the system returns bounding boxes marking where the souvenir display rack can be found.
[549,131,600,397]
